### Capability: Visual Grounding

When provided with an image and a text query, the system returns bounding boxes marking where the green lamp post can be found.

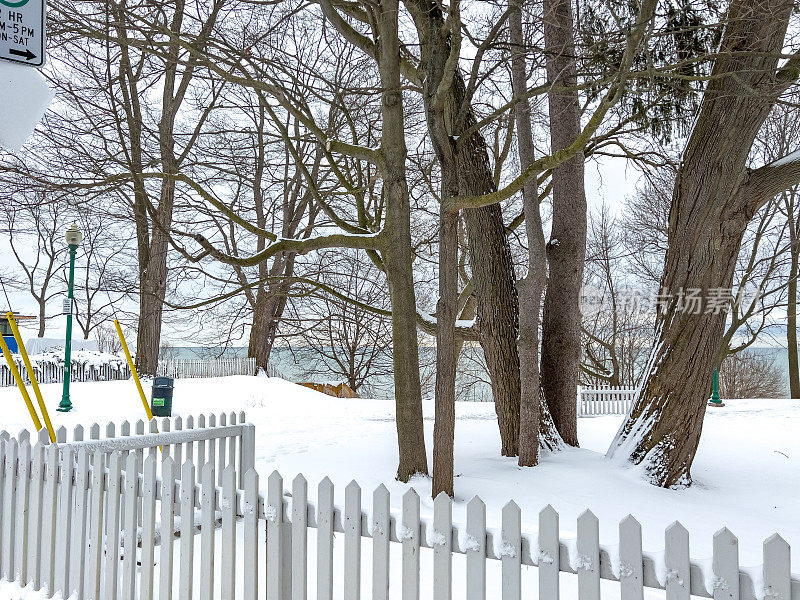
[58,223,82,413]
[708,366,724,407]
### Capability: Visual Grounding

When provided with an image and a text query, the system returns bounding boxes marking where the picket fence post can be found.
[291,474,308,600]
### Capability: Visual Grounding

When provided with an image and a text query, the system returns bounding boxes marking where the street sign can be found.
[0,0,45,67]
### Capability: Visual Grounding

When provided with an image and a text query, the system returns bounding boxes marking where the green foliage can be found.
[578,0,723,142]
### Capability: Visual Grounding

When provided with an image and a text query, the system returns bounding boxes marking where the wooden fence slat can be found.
[466,496,486,600]
[665,521,690,600]
[161,419,171,460]
[70,447,89,600]
[292,474,308,600]
[41,444,59,595]
[3,438,18,582]
[28,442,44,590]
[86,451,104,600]
[501,501,521,600]
[159,458,176,600]
[217,413,227,480]
[227,412,237,480]
[762,534,790,600]
[712,528,739,600]
[200,462,216,600]
[139,456,157,600]
[619,515,644,600]
[344,480,361,600]
[173,417,183,469]
[185,416,195,471]
[0,438,5,582]
[240,424,255,491]
[577,510,601,600]
[243,470,259,600]
[266,470,285,600]
[207,415,216,477]
[15,440,30,586]
[196,415,206,471]
[538,505,560,600]
[122,453,139,600]
[433,492,452,600]
[401,489,421,600]
[104,452,123,600]
[179,460,196,600]
[54,444,75,598]
[373,484,391,600]
[221,466,237,600]
[317,477,335,600]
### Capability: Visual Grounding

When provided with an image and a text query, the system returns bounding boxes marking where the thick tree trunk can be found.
[377,0,429,481]
[136,265,167,375]
[510,0,547,466]
[248,292,282,372]
[462,203,521,457]
[136,228,170,377]
[539,0,586,447]
[432,208,459,496]
[609,0,796,487]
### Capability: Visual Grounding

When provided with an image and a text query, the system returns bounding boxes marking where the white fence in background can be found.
[0,360,130,387]
[1,356,286,387]
[156,357,257,379]
[1,426,798,600]
[578,385,637,415]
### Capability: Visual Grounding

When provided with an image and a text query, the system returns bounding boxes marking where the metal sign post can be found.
[0,0,45,67]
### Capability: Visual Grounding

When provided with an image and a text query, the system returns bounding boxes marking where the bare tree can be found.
[292,249,394,395]
[718,350,786,399]
[582,206,654,387]
[0,194,63,337]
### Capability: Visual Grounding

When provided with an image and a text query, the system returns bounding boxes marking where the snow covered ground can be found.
[0,375,797,573]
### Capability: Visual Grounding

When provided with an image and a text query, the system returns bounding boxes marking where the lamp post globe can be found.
[65,222,82,246]
[58,222,82,413]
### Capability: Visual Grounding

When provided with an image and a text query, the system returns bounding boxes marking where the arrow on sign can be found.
[9,48,36,61]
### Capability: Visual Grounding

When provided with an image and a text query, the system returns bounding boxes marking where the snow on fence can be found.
[156,357,258,379]
[0,359,131,387]
[578,385,637,416]
[0,433,798,600]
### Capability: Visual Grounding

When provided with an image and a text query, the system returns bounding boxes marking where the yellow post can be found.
[114,319,153,421]
[0,333,43,432]
[6,312,55,442]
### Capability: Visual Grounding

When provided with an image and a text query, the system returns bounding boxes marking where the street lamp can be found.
[58,222,82,413]
[708,366,725,407]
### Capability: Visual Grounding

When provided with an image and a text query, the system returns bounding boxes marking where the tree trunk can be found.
[377,0,429,482]
[248,291,282,372]
[787,194,800,398]
[136,232,169,377]
[424,6,522,458]
[432,208,459,496]
[539,0,586,447]
[37,297,46,338]
[609,0,796,487]
[510,0,547,466]
[462,203,521,457]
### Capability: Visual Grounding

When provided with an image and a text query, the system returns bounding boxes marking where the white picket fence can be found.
[3,411,255,491]
[0,360,131,387]
[156,357,257,379]
[1,423,798,600]
[1,356,286,387]
[578,385,637,415]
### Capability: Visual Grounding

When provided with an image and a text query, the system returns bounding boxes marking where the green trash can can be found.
[151,376,174,417]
